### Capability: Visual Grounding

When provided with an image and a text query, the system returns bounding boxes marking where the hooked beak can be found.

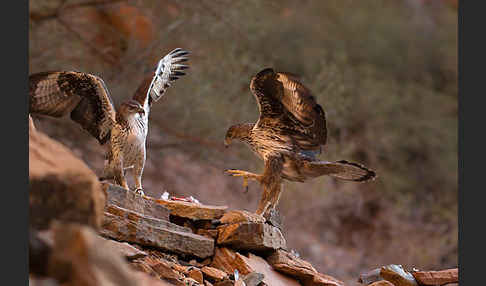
[224,137,232,148]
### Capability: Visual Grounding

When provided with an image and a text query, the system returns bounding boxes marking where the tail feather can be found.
[307,160,376,182]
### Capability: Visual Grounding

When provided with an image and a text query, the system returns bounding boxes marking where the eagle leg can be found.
[255,156,283,216]
[133,159,145,196]
[225,169,262,192]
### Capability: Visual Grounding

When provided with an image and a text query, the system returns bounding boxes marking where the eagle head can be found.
[120,99,145,117]
[224,123,254,148]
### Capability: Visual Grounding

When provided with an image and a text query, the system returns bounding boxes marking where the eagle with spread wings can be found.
[29,48,189,195]
[224,68,376,215]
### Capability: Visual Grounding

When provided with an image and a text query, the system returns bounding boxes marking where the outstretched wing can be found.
[132,48,189,108]
[250,68,327,151]
[29,71,116,145]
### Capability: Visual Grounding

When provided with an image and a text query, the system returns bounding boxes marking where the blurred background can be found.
[29,0,457,284]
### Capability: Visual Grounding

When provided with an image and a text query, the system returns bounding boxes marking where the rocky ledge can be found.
[29,128,458,286]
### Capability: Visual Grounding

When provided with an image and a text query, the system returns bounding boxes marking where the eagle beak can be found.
[224,138,231,148]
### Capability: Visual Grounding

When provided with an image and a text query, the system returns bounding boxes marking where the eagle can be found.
[29,48,189,195]
[224,68,376,215]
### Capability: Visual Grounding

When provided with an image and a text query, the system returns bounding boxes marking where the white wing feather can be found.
[147,48,189,105]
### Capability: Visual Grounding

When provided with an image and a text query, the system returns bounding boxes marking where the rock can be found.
[201,266,228,282]
[263,208,283,229]
[29,129,105,230]
[219,210,266,224]
[380,265,418,286]
[368,281,395,286]
[153,198,227,220]
[102,237,148,260]
[358,267,382,285]
[242,272,265,286]
[217,222,286,252]
[267,249,317,279]
[101,204,215,259]
[213,281,233,286]
[46,222,164,286]
[103,183,170,220]
[29,276,59,286]
[240,253,301,286]
[141,256,186,285]
[188,268,204,284]
[304,273,345,286]
[210,247,253,275]
[267,249,344,286]
[197,229,220,240]
[105,204,190,233]
[411,268,458,286]
[29,227,52,277]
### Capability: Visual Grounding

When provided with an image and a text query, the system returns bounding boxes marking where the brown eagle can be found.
[29,48,189,195]
[224,68,376,215]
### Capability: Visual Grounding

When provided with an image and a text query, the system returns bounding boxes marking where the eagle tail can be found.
[146,48,190,105]
[306,160,376,182]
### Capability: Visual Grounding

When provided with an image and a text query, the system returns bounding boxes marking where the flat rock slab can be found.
[105,204,190,233]
[210,247,299,286]
[201,266,228,282]
[103,183,170,220]
[217,222,286,252]
[152,198,228,220]
[102,237,148,260]
[411,268,458,286]
[267,249,343,286]
[241,253,301,286]
[218,210,265,225]
[380,265,418,286]
[101,204,214,259]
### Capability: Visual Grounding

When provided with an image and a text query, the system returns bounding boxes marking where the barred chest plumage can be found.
[247,128,294,161]
[114,113,147,167]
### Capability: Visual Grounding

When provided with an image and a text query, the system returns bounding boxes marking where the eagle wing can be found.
[29,71,116,145]
[132,48,189,108]
[250,68,327,152]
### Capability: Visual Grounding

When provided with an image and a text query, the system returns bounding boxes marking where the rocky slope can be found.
[28,127,458,286]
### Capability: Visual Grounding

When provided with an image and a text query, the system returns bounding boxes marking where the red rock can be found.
[240,253,301,286]
[46,222,163,286]
[368,281,395,286]
[102,237,148,260]
[197,229,219,239]
[380,265,418,286]
[210,247,251,275]
[29,129,105,230]
[411,268,458,286]
[103,183,170,220]
[188,268,204,284]
[153,198,227,220]
[201,266,228,282]
[218,210,266,224]
[101,205,214,259]
[217,222,286,252]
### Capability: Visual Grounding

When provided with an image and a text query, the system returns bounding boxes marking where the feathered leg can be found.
[109,144,129,190]
[133,148,146,196]
[255,156,283,215]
